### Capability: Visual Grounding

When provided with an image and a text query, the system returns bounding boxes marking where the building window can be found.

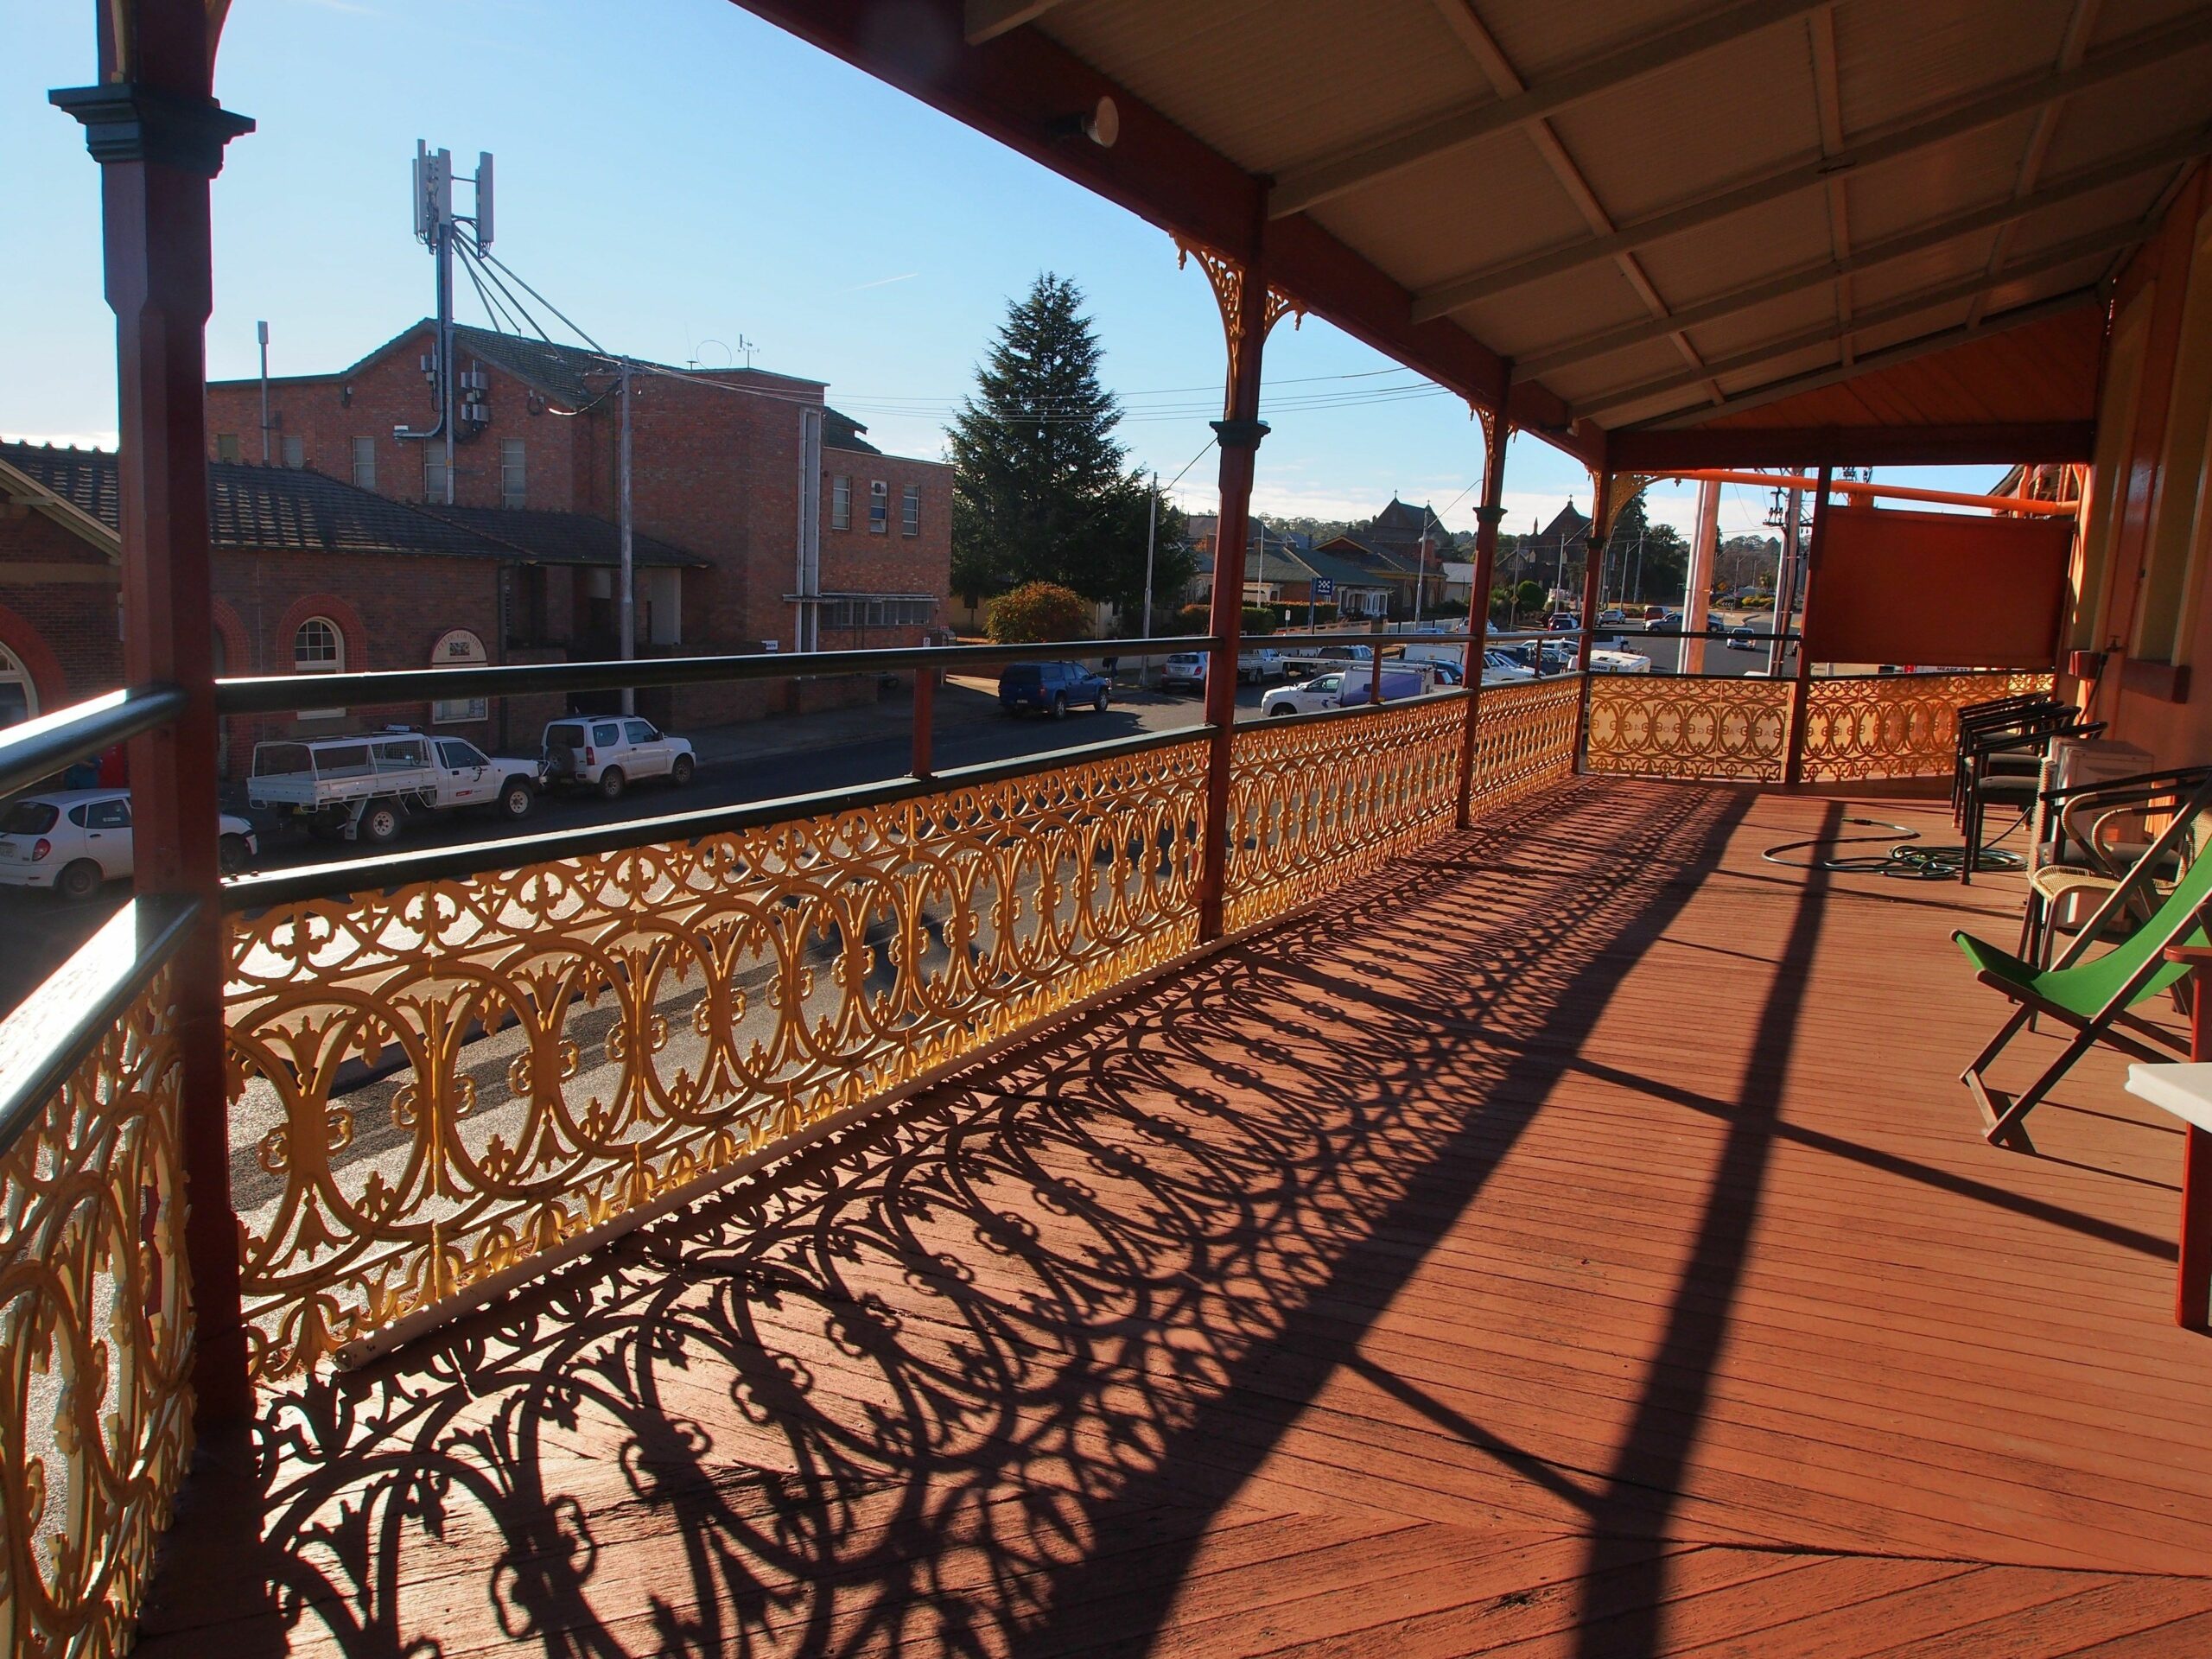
[901,484,920,537]
[352,436,377,490]
[499,437,526,508]
[282,435,305,468]
[293,615,345,720]
[868,480,888,535]
[215,433,241,462]
[423,447,448,502]
[820,595,935,629]
[831,475,850,531]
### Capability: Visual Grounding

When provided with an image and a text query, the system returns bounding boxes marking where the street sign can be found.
[1313,577,1335,599]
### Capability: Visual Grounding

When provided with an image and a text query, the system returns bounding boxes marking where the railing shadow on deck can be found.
[133,777,2013,1659]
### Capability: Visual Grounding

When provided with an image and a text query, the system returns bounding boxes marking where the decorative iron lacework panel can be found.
[226,740,1209,1381]
[0,966,191,1659]
[1467,677,1581,819]
[1799,671,2058,783]
[1586,674,1793,781]
[1224,695,1468,932]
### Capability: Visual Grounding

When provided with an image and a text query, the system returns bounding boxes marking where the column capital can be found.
[50,83,254,176]
[1473,505,1507,527]
[1211,418,1271,451]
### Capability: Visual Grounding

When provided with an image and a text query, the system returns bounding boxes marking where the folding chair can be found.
[2018,767,2212,970]
[1957,798,2212,1146]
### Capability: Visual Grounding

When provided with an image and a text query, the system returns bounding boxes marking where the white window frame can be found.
[868,480,888,535]
[901,484,920,537]
[499,437,526,508]
[293,616,346,721]
[423,448,448,502]
[352,436,377,490]
[831,474,850,531]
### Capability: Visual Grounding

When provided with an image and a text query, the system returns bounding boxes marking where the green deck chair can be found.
[1956,791,2212,1146]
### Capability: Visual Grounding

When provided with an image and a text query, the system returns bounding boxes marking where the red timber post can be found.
[1571,471,1615,771]
[1783,464,1834,788]
[1184,237,1281,943]
[54,0,256,1427]
[1455,408,1510,827]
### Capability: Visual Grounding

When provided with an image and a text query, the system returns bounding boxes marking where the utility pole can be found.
[257,321,270,461]
[618,359,635,715]
[1768,480,1802,677]
[1141,470,1156,688]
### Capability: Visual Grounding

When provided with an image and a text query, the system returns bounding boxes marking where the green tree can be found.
[949,273,1189,611]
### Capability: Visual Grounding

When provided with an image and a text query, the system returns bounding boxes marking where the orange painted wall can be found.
[1807,505,2069,669]
[2075,162,2212,763]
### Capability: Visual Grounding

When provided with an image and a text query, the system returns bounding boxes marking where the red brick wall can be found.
[817,447,952,651]
[0,508,120,709]
[206,328,579,513]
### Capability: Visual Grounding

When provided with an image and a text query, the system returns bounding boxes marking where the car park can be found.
[251,729,543,842]
[539,718,696,799]
[0,789,257,898]
[996,660,1113,715]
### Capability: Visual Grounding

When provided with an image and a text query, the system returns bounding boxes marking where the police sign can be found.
[1313,576,1335,599]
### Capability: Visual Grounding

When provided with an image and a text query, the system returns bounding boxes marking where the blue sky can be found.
[3,0,2002,543]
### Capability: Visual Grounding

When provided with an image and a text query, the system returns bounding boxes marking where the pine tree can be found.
[949,273,1190,613]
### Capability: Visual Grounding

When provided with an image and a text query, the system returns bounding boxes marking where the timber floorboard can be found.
[138,779,2212,1656]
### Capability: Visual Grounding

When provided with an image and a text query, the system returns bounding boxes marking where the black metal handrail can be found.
[222,721,1218,911]
[0,683,187,799]
[0,893,200,1163]
[213,635,1224,715]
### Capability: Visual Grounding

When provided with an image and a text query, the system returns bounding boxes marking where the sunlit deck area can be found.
[132,777,2212,1656]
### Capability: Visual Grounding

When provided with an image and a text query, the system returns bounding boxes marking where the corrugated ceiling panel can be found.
[1543,30,1821,225]
[2005,175,2175,252]
[2036,51,2212,178]
[2088,0,2209,50]
[1685,285,1844,363]
[1308,130,1605,285]
[1839,114,2041,244]
[1829,0,2073,134]
[1468,257,1658,359]
[1535,335,1686,407]
[1041,0,1485,178]
[1627,193,1835,307]
[1848,296,1980,358]
[1846,232,2006,308]
[1473,0,1736,86]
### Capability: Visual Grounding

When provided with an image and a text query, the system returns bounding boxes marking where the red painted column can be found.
[1455,410,1510,828]
[1195,255,1269,944]
[54,1,256,1428]
[1783,464,1834,788]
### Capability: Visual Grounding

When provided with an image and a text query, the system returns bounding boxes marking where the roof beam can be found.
[1410,9,2212,317]
[1965,0,2100,329]
[1631,289,2104,431]
[1516,129,2208,378]
[963,0,1069,46]
[1270,0,1827,219]
[1577,224,2142,421]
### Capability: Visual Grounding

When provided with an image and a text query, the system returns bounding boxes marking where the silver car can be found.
[0,789,257,899]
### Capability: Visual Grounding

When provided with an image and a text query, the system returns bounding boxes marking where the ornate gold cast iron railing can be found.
[1469,676,1583,818]
[0,928,192,1659]
[226,736,1212,1382]
[1586,670,2050,783]
[1586,673,1793,781]
[1798,671,2057,783]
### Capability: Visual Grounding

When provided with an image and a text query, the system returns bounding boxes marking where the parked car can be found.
[1337,664,1448,707]
[1237,648,1285,683]
[1280,644,1374,678]
[1643,611,1682,632]
[1590,647,1656,674]
[998,660,1112,715]
[0,789,257,899]
[251,729,543,842]
[1482,650,1535,684]
[1158,652,1208,693]
[1725,626,1760,650]
[1598,608,1629,626]
[1547,613,1581,631]
[541,717,696,799]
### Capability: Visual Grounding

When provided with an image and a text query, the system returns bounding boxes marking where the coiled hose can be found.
[1761,814,2027,880]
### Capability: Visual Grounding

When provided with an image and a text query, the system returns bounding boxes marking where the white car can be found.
[1236,648,1285,684]
[1160,652,1208,693]
[0,789,257,899]
[1482,650,1535,684]
[542,716,696,799]
[1590,648,1655,675]
[250,730,543,842]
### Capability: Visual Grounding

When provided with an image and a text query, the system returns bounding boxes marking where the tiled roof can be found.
[425,505,703,568]
[0,442,704,567]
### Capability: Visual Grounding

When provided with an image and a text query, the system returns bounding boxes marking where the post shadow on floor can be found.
[136,779,1772,1658]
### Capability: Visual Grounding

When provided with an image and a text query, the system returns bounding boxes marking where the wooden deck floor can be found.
[142,779,2212,1656]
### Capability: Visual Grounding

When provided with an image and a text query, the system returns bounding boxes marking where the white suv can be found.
[541,716,696,799]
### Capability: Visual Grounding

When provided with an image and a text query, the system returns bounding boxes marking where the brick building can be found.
[202,322,952,712]
[0,441,700,771]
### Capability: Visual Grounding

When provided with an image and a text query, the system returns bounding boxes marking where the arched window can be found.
[294,617,343,671]
[293,617,346,721]
[0,643,36,730]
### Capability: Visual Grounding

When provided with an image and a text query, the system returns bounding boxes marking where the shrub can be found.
[987,582,1091,644]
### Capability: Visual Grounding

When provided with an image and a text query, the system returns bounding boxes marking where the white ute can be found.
[249,728,541,844]
[541,716,696,799]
